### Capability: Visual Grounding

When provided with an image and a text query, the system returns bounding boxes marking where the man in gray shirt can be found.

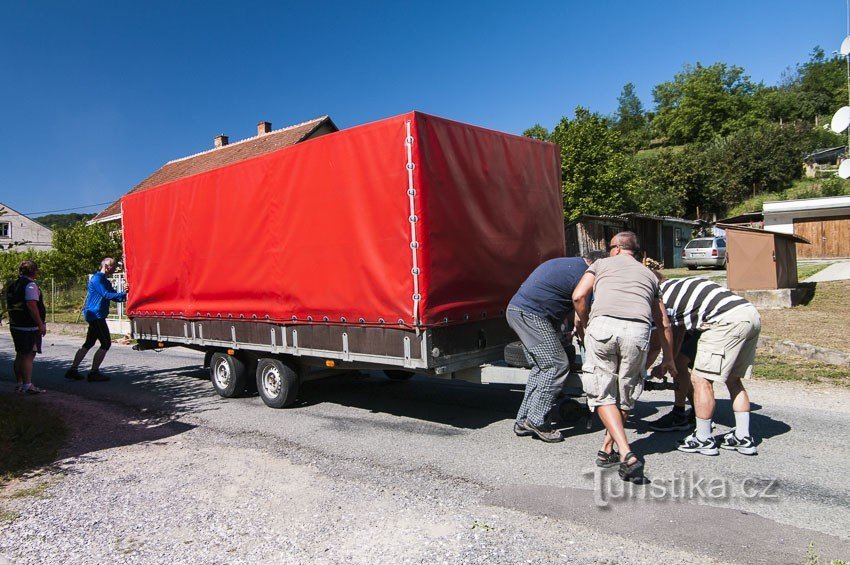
[573,232,676,482]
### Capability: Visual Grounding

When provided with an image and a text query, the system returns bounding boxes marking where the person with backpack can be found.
[6,260,47,394]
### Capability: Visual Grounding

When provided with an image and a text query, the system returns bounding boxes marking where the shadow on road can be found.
[0,351,214,472]
[296,372,526,429]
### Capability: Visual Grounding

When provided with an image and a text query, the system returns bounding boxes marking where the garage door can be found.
[794,215,850,258]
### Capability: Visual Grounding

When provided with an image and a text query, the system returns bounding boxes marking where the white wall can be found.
[0,205,53,252]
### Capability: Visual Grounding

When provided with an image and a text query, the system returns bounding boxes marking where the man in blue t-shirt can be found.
[507,251,606,442]
[65,258,127,382]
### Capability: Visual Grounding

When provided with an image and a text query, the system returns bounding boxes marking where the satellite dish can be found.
[831,106,850,133]
[839,159,850,179]
[841,36,850,56]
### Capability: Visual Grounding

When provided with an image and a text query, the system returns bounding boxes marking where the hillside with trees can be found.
[33,213,96,230]
[527,48,850,221]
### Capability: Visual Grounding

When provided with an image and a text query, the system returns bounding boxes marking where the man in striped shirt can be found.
[655,275,760,456]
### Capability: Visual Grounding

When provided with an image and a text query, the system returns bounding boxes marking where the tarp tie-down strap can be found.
[405,119,421,332]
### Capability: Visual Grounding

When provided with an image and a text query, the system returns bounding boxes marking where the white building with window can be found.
[0,203,54,252]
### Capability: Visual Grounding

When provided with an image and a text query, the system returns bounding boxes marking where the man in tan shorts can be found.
[573,232,676,482]
[656,276,762,456]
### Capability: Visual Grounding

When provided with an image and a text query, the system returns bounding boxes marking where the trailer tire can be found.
[504,341,531,369]
[210,352,248,398]
[384,370,414,380]
[256,358,299,408]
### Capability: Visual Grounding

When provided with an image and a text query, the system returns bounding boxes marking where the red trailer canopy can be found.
[123,111,564,328]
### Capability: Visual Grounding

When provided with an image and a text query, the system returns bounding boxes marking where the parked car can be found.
[682,237,727,269]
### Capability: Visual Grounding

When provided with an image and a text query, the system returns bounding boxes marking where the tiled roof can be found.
[92,116,336,222]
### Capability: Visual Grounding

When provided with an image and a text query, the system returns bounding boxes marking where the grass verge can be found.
[760,280,850,353]
[0,393,68,481]
[754,352,850,387]
[797,262,833,281]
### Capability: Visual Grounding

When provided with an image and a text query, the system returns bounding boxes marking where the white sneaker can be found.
[677,433,719,456]
[720,430,758,455]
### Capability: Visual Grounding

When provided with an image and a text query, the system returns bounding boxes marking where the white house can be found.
[0,203,53,252]
[763,195,850,258]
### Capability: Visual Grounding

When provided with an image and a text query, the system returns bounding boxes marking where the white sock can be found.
[696,417,713,441]
[23,383,32,390]
[734,412,750,439]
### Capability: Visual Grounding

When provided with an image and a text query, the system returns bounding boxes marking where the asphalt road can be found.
[2,333,849,563]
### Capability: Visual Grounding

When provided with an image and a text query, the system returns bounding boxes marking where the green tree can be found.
[615,83,650,151]
[795,47,847,121]
[33,213,96,230]
[522,124,550,141]
[44,221,123,280]
[702,122,805,206]
[753,48,848,125]
[628,150,688,217]
[652,62,758,144]
[551,107,633,221]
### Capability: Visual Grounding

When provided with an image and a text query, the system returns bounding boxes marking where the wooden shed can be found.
[621,213,699,268]
[564,215,627,257]
[718,224,810,290]
[566,213,698,267]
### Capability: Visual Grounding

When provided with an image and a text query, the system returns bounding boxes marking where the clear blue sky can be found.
[1,0,846,216]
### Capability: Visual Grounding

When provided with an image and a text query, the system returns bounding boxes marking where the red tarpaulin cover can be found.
[123,111,564,328]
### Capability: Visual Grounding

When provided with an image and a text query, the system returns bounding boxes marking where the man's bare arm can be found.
[651,298,677,379]
[571,272,595,344]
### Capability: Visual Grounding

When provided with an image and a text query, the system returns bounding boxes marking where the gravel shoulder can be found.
[0,389,709,565]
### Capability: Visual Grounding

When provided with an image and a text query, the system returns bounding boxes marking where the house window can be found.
[0,222,10,238]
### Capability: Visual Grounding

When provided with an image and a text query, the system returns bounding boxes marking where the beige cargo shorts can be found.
[691,305,761,382]
[580,315,651,411]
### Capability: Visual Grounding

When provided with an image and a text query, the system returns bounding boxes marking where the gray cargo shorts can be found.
[581,315,650,411]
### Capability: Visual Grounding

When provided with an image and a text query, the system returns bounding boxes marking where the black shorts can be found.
[680,330,703,368]
[83,318,112,350]
[11,328,42,354]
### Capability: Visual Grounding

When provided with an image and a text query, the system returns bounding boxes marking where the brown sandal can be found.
[596,450,620,468]
[618,451,646,483]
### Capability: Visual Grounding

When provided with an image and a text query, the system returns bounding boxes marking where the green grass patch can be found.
[796,262,833,280]
[0,507,20,523]
[660,267,726,281]
[754,352,850,387]
[0,394,68,481]
[633,144,686,161]
[728,177,850,217]
[9,482,53,499]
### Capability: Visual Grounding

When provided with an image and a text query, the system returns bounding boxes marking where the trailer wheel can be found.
[504,341,531,369]
[384,370,414,380]
[256,358,299,408]
[210,352,248,398]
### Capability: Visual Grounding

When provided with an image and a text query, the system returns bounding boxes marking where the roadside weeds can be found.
[754,352,850,388]
[0,393,67,523]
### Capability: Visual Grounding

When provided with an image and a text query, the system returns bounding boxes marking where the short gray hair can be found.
[613,231,640,253]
